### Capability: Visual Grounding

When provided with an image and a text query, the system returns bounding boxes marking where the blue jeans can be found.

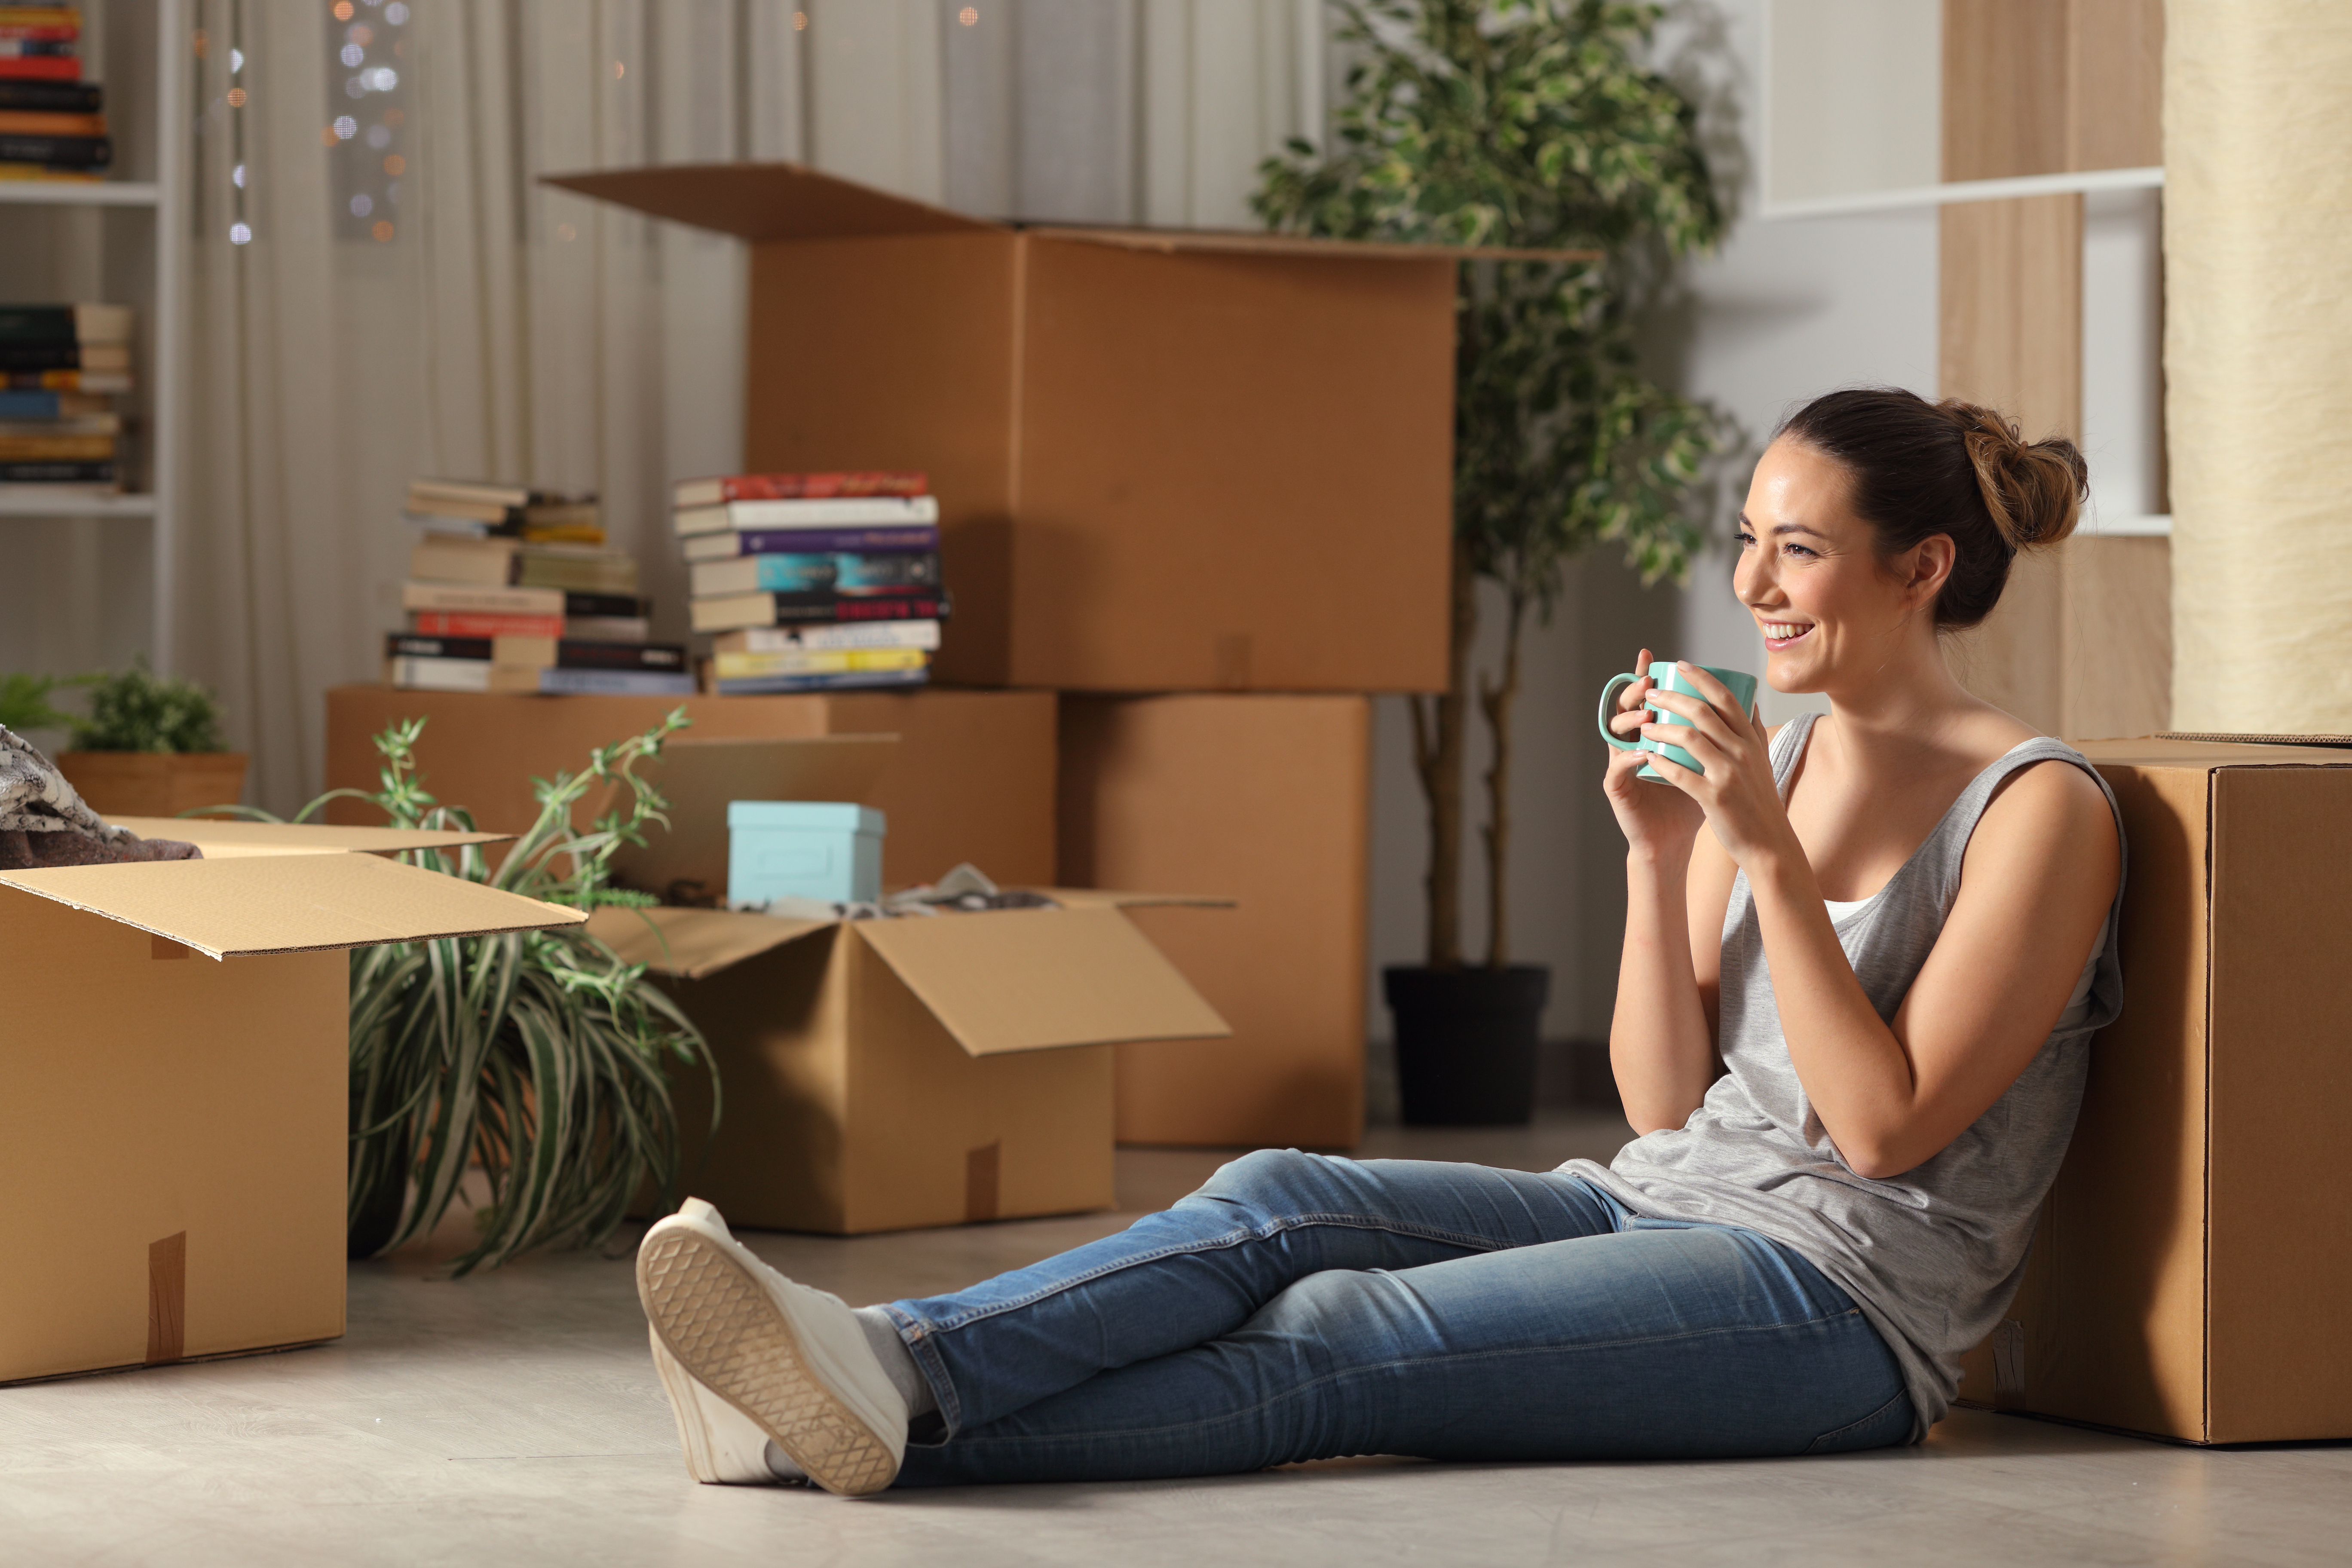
[881,1150,1913,1486]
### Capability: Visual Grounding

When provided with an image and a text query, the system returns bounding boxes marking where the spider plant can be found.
[243,710,715,1274]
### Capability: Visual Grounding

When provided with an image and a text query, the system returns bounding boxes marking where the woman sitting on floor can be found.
[631,385,2126,1497]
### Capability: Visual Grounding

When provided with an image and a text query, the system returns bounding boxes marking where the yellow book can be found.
[712,645,928,680]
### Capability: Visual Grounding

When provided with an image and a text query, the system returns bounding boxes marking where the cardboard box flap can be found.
[585,904,833,980]
[105,816,512,858]
[0,853,585,959]
[544,162,1598,263]
[1030,224,1600,264]
[2079,738,2352,769]
[1039,887,1237,911]
[855,905,1231,1057]
[603,734,900,901]
[542,163,995,242]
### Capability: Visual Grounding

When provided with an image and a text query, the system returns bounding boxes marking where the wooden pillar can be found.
[1937,0,2170,740]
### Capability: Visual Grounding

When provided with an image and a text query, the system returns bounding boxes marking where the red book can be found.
[672,471,927,507]
[409,610,565,639]
[0,58,80,80]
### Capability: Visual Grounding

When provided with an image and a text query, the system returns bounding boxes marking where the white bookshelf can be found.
[0,0,187,674]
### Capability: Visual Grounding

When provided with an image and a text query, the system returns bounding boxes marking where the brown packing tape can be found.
[147,1232,184,1364]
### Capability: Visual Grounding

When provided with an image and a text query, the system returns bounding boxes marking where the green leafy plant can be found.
[249,710,716,1274]
[69,658,227,753]
[0,672,74,734]
[1256,0,1727,970]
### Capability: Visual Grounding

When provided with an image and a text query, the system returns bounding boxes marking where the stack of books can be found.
[677,471,947,695]
[0,301,129,494]
[392,475,692,696]
[0,7,106,182]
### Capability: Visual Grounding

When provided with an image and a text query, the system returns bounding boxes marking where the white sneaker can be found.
[637,1198,906,1498]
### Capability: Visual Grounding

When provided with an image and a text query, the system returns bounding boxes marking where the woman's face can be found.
[1733,437,1945,695]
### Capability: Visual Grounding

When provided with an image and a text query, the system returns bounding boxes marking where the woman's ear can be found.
[1904,534,1957,609]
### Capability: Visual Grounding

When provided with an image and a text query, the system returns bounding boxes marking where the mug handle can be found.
[1598,672,1646,752]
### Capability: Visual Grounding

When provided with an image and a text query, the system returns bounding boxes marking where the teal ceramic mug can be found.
[1598,661,1760,781]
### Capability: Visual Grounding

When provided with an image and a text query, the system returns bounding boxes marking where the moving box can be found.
[1957,738,2352,1442]
[542,162,1578,694]
[0,819,578,1383]
[1058,694,1369,1148]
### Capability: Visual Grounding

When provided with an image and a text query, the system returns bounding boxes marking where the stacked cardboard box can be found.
[548,162,1512,1148]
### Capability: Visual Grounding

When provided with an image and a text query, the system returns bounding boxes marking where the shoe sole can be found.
[638,1225,899,1498]
[650,1329,773,1485]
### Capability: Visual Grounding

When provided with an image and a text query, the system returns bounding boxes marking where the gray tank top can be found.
[1566,712,2126,1438]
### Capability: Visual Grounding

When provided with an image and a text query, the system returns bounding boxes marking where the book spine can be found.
[0,134,108,166]
[718,619,943,654]
[0,39,80,56]
[561,591,647,619]
[408,611,565,639]
[554,640,689,671]
[388,633,496,661]
[701,525,940,557]
[0,458,110,481]
[400,583,566,615]
[2,368,124,391]
[0,81,101,112]
[714,667,930,696]
[0,433,113,459]
[0,342,79,370]
[0,110,104,135]
[748,552,941,592]
[0,389,61,417]
[767,593,951,625]
[388,657,492,693]
[536,668,698,697]
[0,58,84,81]
[674,470,928,505]
[726,495,941,527]
[713,646,928,679]
[0,306,74,343]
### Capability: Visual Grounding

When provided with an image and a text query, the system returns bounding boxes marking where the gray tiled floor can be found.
[3,1113,2345,1565]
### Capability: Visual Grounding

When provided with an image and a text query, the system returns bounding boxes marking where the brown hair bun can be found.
[1776,387,2090,630]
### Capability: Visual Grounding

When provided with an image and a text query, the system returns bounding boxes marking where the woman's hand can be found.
[1635,663,1798,870]
[1602,647,1705,862]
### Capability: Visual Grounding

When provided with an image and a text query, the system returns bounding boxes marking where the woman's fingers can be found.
[1640,688,1743,754]
[1609,706,1651,737]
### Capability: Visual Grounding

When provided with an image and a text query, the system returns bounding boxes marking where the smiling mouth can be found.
[1761,621,1815,647]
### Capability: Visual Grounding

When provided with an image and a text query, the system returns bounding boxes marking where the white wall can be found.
[1363,0,1941,1046]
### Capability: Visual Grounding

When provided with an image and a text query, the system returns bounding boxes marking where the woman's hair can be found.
[1774,387,2088,629]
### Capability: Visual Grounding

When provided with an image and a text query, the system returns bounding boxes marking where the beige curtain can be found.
[174,0,1324,814]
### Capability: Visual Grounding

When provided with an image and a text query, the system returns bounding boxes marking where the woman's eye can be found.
[1782,542,1817,559]
[1735,530,1756,548]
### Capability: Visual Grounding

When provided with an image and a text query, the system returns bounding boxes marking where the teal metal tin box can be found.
[727,800,886,906]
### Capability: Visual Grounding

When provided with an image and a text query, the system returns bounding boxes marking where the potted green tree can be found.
[1256,0,1724,1124]
[52,660,248,818]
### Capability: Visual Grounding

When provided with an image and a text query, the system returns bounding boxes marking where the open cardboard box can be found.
[0,818,584,1384]
[587,733,1232,1232]
[543,162,1590,693]
[1955,738,2352,1442]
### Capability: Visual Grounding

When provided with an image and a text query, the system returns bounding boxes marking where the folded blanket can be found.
[0,726,201,868]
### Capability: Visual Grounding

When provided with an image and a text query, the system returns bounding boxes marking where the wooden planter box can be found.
[56,752,248,820]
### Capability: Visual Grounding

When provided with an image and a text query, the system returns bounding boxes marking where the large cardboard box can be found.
[324,686,1056,889]
[542,162,1568,694]
[1955,738,2352,1442]
[591,891,1229,1235]
[1058,694,1369,1148]
[0,819,580,1383]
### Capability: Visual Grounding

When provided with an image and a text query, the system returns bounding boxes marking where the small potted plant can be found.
[53,659,247,818]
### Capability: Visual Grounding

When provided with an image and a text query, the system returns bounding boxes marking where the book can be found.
[690,590,951,634]
[407,610,565,640]
[408,534,514,587]
[404,507,606,545]
[0,110,100,135]
[0,340,128,372]
[672,494,939,536]
[711,619,943,654]
[0,161,96,181]
[0,79,98,113]
[405,479,601,539]
[672,470,926,508]
[562,615,650,643]
[399,581,565,616]
[550,640,688,672]
[2,368,128,392]
[537,668,697,697]
[0,303,127,343]
[689,551,941,598]
[0,59,82,82]
[0,431,111,460]
[0,134,107,166]
[562,590,648,620]
[712,645,928,680]
[515,544,638,595]
[407,477,538,509]
[0,388,106,418]
[0,458,109,482]
[388,632,557,669]
[713,667,930,696]
[386,656,549,695]
[680,524,939,561]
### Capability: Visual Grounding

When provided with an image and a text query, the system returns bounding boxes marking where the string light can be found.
[230,222,252,244]
[227,87,247,107]
[959,7,978,25]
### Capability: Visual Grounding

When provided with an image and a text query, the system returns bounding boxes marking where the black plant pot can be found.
[1384,964,1550,1127]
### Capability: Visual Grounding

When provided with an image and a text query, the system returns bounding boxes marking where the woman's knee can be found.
[1186,1147,1341,1219]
